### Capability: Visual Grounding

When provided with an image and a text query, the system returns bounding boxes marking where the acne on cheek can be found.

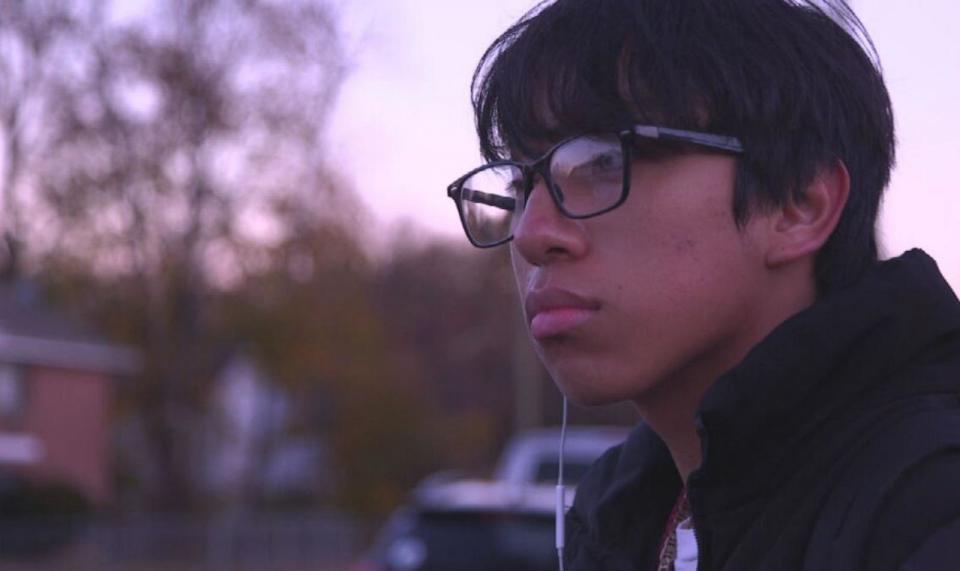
[662,232,706,266]
[675,237,700,254]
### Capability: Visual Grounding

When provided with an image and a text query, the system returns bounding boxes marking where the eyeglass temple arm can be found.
[451,187,516,212]
[631,125,744,154]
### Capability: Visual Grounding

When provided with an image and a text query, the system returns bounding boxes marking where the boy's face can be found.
[511,150,779,406]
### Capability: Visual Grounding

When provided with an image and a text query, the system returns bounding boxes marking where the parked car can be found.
[353,479,556,571]
[495,426,629,487]
[352,426,629,571]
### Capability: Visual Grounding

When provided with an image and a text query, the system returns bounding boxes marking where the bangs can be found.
[471,0,710,162]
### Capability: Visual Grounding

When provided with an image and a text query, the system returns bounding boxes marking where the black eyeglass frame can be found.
[447,124,745,248]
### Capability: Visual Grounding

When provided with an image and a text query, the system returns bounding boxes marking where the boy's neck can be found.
[635,271,818,483]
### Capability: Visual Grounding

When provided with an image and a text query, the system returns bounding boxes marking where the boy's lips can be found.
[524,288,601,340]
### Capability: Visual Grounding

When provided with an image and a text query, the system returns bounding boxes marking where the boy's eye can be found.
[567,151,623,178]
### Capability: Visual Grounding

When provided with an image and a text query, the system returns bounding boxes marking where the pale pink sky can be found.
[329,0,959,290]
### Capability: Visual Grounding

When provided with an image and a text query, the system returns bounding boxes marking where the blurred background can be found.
[0,0,955,569]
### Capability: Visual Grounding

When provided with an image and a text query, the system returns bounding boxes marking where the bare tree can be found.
[16,0,350,508]
[0,0,94,277]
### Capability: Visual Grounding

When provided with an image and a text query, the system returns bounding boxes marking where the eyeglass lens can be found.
[458,135,625,246]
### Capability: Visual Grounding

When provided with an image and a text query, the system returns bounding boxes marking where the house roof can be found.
[0,281,140,375]
[0,282,101,343]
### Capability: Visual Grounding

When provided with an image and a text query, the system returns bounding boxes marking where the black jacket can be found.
[565,250,960,570]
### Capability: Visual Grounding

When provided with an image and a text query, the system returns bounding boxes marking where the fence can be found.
[0,512,365,571]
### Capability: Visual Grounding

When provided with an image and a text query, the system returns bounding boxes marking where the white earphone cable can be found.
[556,397,569,571]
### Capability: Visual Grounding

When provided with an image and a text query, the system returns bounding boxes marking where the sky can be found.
[328,0,959,290]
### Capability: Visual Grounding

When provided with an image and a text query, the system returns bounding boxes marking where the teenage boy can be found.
[446,0,960,569]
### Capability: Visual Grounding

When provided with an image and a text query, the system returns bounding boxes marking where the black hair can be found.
[472,0,895,293]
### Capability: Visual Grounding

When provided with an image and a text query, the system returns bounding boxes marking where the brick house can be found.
[0,282,139,506]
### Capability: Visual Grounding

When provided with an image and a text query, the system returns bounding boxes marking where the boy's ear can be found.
[765,160,850,267]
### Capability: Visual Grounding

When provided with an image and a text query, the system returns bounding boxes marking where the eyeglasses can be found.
[447,124,744,248]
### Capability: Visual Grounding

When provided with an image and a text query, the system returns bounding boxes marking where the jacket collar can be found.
[690,249,960,511]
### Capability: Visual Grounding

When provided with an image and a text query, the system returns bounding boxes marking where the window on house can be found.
[0,364,25,425]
